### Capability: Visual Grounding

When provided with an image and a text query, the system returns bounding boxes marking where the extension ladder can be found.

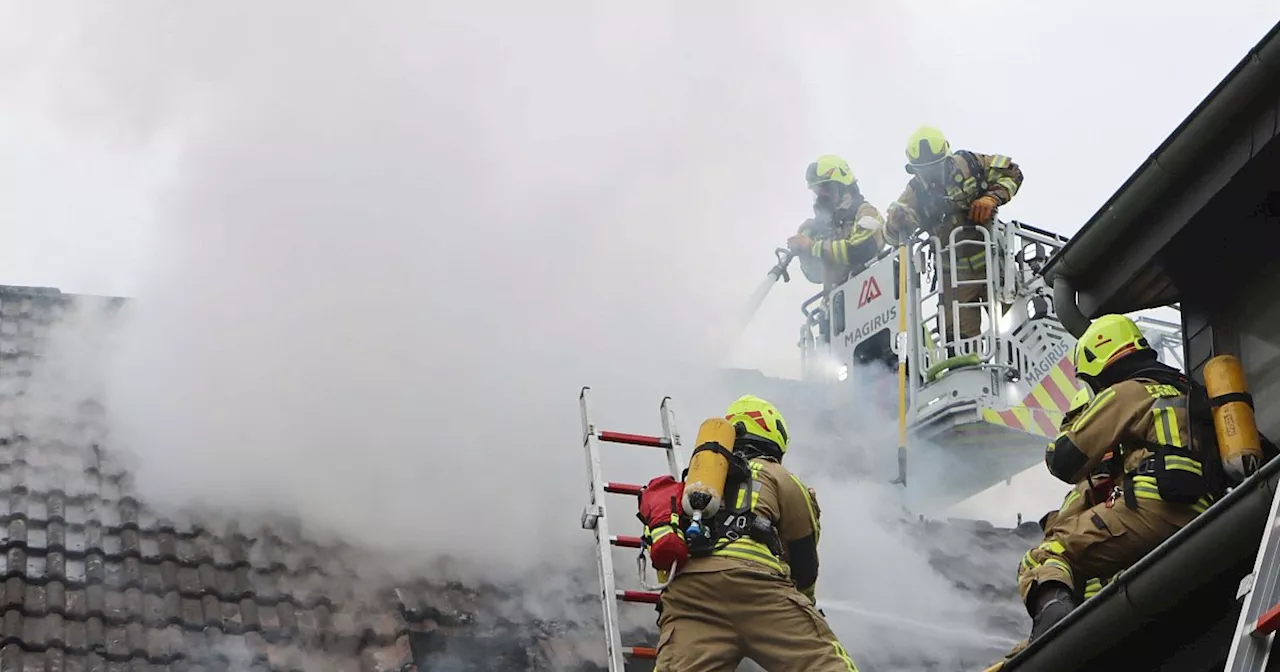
[1225,481,1280,671]
[579,387,684,672]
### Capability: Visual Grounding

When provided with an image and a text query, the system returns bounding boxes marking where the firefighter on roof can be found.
[1018,314,1216,642]
[788,154,885,289]
[999,387,1117,663]
[882,126,1023,347]
[651,395,860,672]
[1035,387,1119,600]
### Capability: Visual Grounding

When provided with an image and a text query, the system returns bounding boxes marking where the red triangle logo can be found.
[858,277,882,308]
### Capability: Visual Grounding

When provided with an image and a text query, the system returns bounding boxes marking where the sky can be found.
[0,1,1276,666]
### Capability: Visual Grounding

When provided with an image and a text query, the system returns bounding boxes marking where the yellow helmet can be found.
[806,155,856,187]
[905,125,951,169]
[1072,314,1151,380]
[724,394,790,454]
[1067,386,1093,415]
[1061,386,1093,427]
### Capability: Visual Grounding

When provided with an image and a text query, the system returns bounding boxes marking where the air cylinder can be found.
[1205,354,1264,482]
[681,417,735,520]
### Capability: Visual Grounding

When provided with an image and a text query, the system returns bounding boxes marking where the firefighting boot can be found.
[1028,582,1078,642]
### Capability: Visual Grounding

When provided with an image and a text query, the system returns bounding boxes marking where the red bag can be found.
[1089,452,1117,504]
[637,475,689,571]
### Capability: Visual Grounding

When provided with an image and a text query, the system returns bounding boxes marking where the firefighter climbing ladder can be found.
[579,387,683,672]
[1225,480,1280,671]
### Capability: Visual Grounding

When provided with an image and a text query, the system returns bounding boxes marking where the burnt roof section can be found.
[1042,19,1280,318]
[0,284,606,671]
[837,516,1036,671]
[0,283,1048,671]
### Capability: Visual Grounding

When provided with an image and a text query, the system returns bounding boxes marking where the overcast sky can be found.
[0,0,1275,588]
[1,3,1274,361]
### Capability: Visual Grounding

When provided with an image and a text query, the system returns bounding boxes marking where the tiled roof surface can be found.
[0,285,615,672]
[917,518,1037,634]
[0,284,1040,671]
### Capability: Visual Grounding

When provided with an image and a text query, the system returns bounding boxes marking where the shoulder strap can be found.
[1139,369,1231,497]
[956,150,989,192]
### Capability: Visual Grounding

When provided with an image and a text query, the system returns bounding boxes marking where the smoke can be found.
[21,1,821,577]
[1,1,1042,668]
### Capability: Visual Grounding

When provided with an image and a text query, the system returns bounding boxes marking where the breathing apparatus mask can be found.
[811,182,858,223]
[913,160,948,190]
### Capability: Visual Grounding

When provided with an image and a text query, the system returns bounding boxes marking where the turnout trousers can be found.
[1016,496,1199,607]
[654,564,859,672]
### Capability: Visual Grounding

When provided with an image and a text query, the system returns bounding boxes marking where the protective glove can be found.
[787,233,814,254]
[884,206,915,244]
[969,195,998,223]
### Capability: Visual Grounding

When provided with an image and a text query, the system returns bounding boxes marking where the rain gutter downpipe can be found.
[1053,276,1090,339]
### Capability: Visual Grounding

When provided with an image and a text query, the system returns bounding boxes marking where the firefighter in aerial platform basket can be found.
[637,395,860,672]
[882,126,1023,351]
[788,154,886,290]
[1013,314,1275,646]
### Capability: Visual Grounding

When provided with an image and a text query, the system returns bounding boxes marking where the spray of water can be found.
[819,598,1021,649]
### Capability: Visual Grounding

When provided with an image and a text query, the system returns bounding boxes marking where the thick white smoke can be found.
[69,1,830,580]
[6,2,1032,668]
[27,0,1279,668]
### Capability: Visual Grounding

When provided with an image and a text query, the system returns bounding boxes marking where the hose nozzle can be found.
[771,247,795,283]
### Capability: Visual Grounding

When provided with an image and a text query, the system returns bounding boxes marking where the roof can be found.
[1043,19,1280,321]
[818,515,1036,671]
[0,285,595,671]
[0,282,1048,671]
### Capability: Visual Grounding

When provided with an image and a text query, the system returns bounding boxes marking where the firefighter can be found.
[1019,314,1215,642]
[788,154,885,290]
[882,126,1023,348]
[1026,387,1118,602]
[998,387,1114,663]
[653,395,860,672]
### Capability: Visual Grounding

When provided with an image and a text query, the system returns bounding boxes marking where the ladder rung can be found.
[605,482,644,496]
[1255,603,1280,636]
[617,590,661,604]
[611,535,643,548]
[625,646,657,659]
[599,430,672,448]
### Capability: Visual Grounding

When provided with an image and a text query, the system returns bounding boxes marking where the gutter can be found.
[1003,455,1280,671]
[1043,20,1280,322]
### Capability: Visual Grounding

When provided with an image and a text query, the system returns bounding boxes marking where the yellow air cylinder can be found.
[1205,354,1264,482]
[681,417,736,519]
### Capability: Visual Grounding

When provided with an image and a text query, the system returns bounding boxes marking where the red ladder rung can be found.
[1255,603,1280,636]
[617,590,661,604]
[611,535,643,548]
[598,430,671,448]
[626,646,657,659]
[605,482,644,496]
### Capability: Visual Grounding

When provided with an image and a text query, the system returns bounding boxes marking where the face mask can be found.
[916,164,946,188]
[812,184,853,220]
[811,182,841,212]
